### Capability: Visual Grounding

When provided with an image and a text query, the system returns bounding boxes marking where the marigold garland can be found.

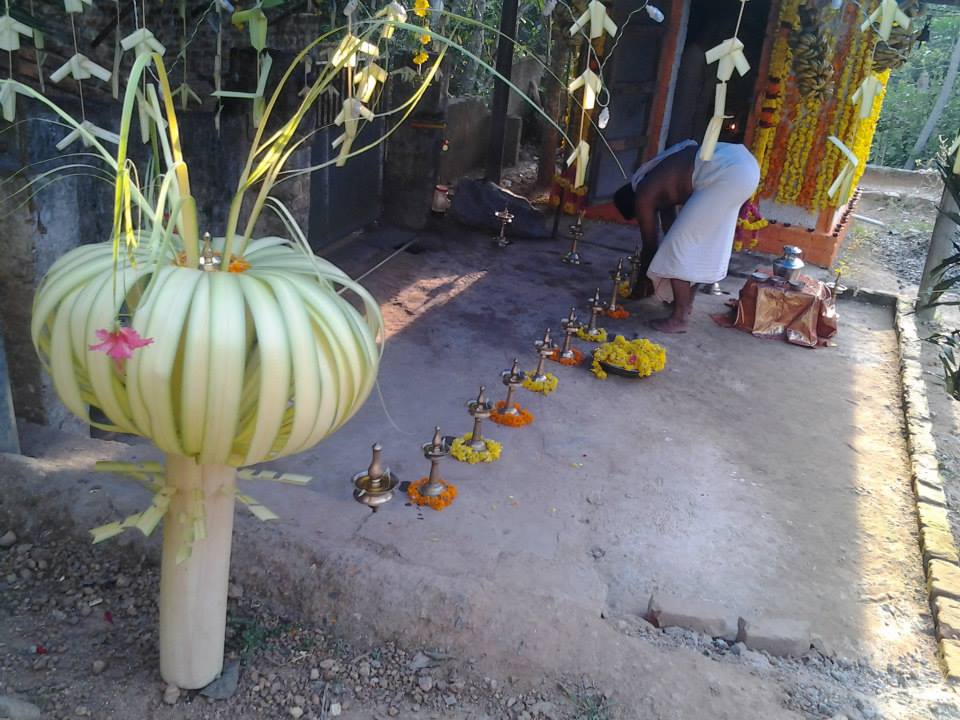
[412,0,431,65]
[548,347,585,366]
[407,477,457,511]
[449,434,502,464]
[758,0,892,212]
[750,0,796,182]
[590,336,667,380]
[522,373,559,396]
[490,401,534,427]
[605,308,630,320]
[734,202,767,252]
[577,327,608,343]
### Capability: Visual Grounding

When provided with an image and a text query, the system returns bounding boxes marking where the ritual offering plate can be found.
[590,336,667,380]
[751,271,770,282]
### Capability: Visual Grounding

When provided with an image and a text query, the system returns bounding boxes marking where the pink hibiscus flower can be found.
[89,327,154,370]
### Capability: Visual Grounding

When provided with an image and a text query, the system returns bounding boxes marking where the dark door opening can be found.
[667,0,772,147]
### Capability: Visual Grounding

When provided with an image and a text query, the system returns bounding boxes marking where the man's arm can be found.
[659,205,678,235]
[634,192,660,270]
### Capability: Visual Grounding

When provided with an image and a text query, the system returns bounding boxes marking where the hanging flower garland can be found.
[490,401,535,427]
[449,434,503,464]
[590,336,666,380]
[412,0,430,65]
[522,373,559,395]
[577,326,608,343]
[548,347,585,366]
[408,477,457,510]
[847,69,889,196]
[734,201,767,252]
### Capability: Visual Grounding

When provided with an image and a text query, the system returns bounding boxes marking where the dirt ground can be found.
[3,173,960,719]
[832,172,943,296]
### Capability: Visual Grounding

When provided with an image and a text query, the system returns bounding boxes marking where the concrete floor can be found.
[274,220,926,663]
[9,219,937,718]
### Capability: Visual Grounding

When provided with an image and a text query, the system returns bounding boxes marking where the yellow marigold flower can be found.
[413,0,429,17]
[420,33,431,44]
[591,337,667,379]
[521,373,558,396]
[413,50,429,65]
[577,327,607,343]
[450,434,502,463]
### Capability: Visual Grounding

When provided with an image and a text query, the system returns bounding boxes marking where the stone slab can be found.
[914,481,947,508]
[928,560,960,603]
[737,616,813,658]
[449,179,550,238]
[917,502,952,534]
[935,596,960,641]
[921,528,960,565]
[647,594,738,641]
[941,639,960,684]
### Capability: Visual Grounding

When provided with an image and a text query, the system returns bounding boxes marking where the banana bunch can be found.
[790,6,833,101]
[873,0,927,72]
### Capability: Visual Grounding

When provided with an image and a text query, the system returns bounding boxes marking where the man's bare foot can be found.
[649,316,688,334]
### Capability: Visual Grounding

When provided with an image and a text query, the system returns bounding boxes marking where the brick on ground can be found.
[915,465,945,491]
[935,597,960,641]
[941,639,960,684]
[736,617,812,657]
[921,528,960,565]
[917,502,952,533]
[646,594,738,641]
[915,479,947,507]
[928,560,960,603]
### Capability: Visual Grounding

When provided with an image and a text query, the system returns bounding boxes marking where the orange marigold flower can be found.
[228,257,251,273]
[490,401,534,427]
[407,477,457,510]
[605,307,630,320]
[548,347,584,367]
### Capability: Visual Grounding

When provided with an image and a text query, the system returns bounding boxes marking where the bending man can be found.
[613,141,760,333]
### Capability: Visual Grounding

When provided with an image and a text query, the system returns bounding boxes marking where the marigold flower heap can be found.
[577,326,608,343]
[522,372,559,395]
[591,336,667,380]
[490,401,534,427]
[450,434,503,464]
[407,477,457,510]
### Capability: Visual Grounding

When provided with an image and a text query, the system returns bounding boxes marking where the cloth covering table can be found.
[730,269,838,348]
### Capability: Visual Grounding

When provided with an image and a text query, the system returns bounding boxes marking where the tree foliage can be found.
[874,12,960,168]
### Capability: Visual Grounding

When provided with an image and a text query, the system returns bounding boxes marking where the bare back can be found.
[633,146,696,214]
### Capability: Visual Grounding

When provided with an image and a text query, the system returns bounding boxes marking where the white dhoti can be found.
[647,142,760,302]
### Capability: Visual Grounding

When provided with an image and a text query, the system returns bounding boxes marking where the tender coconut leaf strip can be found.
[237,274,292,466]
[260,272,325,456]
[88,461,313,548]
[179,276,212,458]
[199,273,246,465]
[140,267,204,456]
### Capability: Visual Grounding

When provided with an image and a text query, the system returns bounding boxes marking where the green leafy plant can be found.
[928,330,960,400]
[923,160,960,400]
